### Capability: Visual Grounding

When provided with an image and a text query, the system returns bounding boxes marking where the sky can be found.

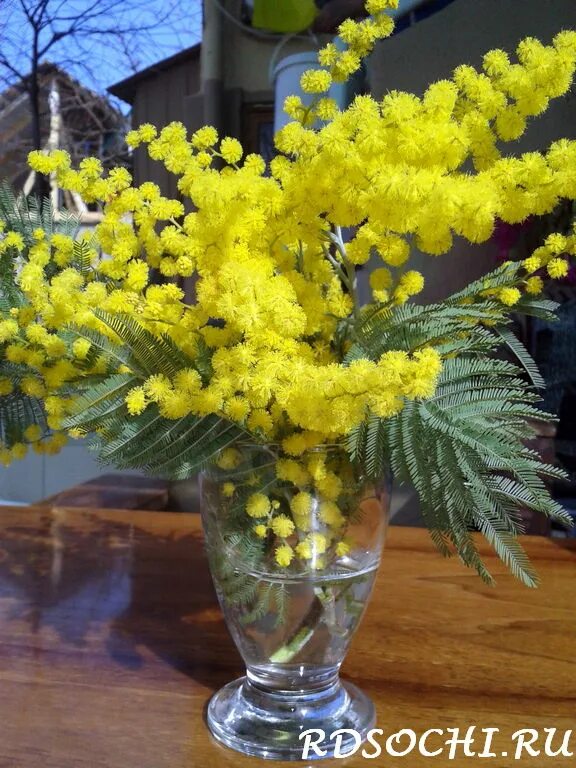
[0,0,203,104]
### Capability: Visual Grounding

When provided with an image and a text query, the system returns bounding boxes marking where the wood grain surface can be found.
[0,505,574,767]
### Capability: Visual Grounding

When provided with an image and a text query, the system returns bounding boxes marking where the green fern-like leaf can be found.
[346,261,568,585]
[93,312,193,378]
[64,374,138,433]
[495,326,544,388]
[346,354,570,587]
[0,391,48,447]
[62,313,245,480]
[0,185,75,449]
[0,182,78,245]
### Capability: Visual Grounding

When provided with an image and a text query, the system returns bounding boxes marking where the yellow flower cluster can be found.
[9,6,575,459]
[524,231,575,281]
[0,424,68,467]
[474,228,576,308]
[225,448,357,569]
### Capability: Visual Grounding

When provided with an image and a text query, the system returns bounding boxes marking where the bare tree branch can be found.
[0,0,201,196]
[0,52,26,83]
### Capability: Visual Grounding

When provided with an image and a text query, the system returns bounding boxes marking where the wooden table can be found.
[37,474,170,511]
[0,505,574,767]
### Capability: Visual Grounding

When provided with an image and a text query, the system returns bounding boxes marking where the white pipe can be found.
[48,79,61,213]
[201,0,223,130]
[202,0,223,86]
[272,0,435,132]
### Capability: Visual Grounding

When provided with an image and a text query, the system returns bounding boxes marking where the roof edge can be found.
[107,43,201,104]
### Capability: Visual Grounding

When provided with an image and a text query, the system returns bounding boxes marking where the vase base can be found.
[206,675,375,761]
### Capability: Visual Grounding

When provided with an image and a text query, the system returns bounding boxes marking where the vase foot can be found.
[206,674,375,761]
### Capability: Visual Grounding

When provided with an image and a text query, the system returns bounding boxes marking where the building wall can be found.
[126,4,326,185]
[0,441,103,505]
[219,0,576,303]
[370,0,576,140]
[221,0,325,100]
[364,0,576,303]
[130,54,202,196]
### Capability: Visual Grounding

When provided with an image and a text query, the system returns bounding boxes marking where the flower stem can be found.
[329,227,359,322]
[269,626,315,663]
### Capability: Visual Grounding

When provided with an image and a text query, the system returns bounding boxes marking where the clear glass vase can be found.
[200,444,390,760]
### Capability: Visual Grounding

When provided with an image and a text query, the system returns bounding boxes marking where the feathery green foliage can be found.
[0,392,47,447]
[0,185,568,587]
[346,270,569,586]
[64,313,244,480]
[0,182,78,245]
[206,532,289,628]
[0,184,76,448]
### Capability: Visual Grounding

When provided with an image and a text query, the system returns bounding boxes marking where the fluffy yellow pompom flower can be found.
[547,258,569,279]
[276,459,310,487]
[0,378,13,396]
[46,415,62,430]
[4,232,25,251]
[319,501,344,527]
[191,125,218,149]
[282,433,311,456]
[495,109,526,141]
[483,49,510,77]
[126,387,148,416]
[499,287,522,306]
[377,236,410,267]
[217,447,242,469]
[246,493,271,518]
[307,453,327,482]
[125,130,142,148]
[290,491,313,517]
[247,409,274,434]
[308,532,328,555]
[11,443,28,461]
[275,544,294,567]
[222,482,235,498]
[225,397,251,422]
[399,271,425,296]
[300,69,332,94]
[315,472,343,501]
[545,233,568,254]
[28,150,61,174]
[24,424,43,442]
[220,137,243,164]
[271,514,295,538]
[254,524,268,538]
[525,276,544,295]
[284,95,303,119]
[72,338,92,360]
[173,369,202,395]
[296,540,312,559]
[365,0,397,11]
[318,43,339,67]
[335,541,351,557]
[369,268,393,292]
[125,261,149,292]
[0,319,19,342]
[316,98,339,121]
[523,255,541,274]
[139,123,157,143]
[21,377,45,398]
